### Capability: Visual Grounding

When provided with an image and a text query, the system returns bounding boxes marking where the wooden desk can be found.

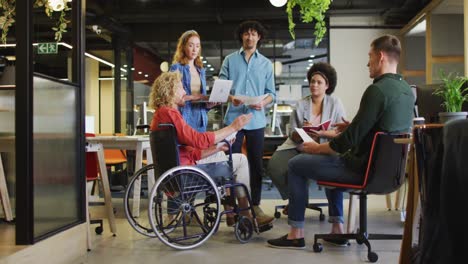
[86,135,154,217]
[0,136,14,221]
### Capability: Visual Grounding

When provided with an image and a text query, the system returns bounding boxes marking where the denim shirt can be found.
[219,48,276,130]
[170,63,208,132]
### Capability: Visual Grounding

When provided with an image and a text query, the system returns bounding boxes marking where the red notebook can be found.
[303,119,331,132]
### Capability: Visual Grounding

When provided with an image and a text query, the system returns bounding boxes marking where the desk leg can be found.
[146,150,155,192]
[386,194,392,210]
[0,154,13,221]
[86,183,92,250]
[346,194,358,233]
[96,146,117,235]
[399,147,418,264]
[132,143,144,218]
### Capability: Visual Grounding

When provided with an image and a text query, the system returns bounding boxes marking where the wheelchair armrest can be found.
[221,139,233,163]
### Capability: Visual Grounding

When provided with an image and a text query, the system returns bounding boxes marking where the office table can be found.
[86,135,154,217]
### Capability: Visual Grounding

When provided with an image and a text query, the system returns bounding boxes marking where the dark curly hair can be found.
[306,62,337,95]
[236,20,267,48]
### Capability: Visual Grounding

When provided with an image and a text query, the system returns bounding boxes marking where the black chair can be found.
[313,132,410,263]
[413,120,468,263]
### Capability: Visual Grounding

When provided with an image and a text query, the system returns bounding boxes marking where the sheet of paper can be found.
[295,128,316,143]
[208,79,233,103]
[236,94,269,105]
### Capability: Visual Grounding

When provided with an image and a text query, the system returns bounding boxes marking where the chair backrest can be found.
[150,124,180,176]
[85,133,99,181]
[363,132,410,194]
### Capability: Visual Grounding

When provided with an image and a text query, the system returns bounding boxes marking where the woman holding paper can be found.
[267,62,346,205]
[170,30,217,132]
[149,71,274,227]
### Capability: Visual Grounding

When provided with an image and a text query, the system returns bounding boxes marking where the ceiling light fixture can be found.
[160,61,169,72]
[269,0,287,8]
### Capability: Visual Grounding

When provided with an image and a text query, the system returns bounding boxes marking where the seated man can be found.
[149,71,274,227]
[267,34,415,249]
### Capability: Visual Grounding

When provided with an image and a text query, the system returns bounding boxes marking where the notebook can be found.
[303,119,331,132]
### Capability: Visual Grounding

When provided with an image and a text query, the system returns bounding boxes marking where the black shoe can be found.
[322,236,350,247]
[267,234,306,249]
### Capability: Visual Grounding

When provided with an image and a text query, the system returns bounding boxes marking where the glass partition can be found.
[33,75,80,237]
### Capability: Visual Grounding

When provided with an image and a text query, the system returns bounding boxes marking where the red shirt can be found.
[150,106,215,165]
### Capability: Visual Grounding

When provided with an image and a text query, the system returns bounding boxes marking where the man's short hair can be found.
[236,20,267,47]
[371,35,401,62]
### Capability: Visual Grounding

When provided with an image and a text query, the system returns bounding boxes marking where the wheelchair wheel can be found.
[124,164,159,238]
[148,166,221,250]
[234,216,253,243]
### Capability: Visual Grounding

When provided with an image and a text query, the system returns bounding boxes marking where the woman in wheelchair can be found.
[149,71,275,228]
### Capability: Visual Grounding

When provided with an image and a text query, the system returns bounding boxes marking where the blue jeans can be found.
[287,153,362,228]
[232,128,265,206]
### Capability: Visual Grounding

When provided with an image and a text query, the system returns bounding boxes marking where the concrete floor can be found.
[77,194,405,264]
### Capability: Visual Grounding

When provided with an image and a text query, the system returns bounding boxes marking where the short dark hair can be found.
[371,34,401,62]
[306,62,337,95]
[236,20,267,47]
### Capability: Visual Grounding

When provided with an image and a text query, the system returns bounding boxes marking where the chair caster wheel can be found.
[95,226,103,235]
[319,213,325,221]
[313,243,323,252]
[368,251,378,262]
[274,212,281,218]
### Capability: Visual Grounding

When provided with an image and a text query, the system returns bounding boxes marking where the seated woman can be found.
[149,71,274,227]
[267,62,346,212]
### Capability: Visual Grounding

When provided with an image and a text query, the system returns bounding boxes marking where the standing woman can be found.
[170,30,213,132]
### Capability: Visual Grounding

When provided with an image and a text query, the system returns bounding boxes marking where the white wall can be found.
[100,80,114,133]
[85,58,100,133]
[330,27,398,119]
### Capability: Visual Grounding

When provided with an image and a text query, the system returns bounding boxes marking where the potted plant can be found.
[0,0,71,44]
[286,0,332,46]
[432,70,468,123]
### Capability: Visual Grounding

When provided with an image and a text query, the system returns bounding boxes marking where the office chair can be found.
[313,132,410,263]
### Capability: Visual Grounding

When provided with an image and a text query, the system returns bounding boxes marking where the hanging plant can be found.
[286,0,332,46]
[0,0,71,44]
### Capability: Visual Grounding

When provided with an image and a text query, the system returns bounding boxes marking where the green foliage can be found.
[433,70,468,112]
[0,0,70,44]
[286,0,331,46]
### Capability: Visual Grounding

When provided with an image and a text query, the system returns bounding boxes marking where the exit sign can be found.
[37,43,58,54]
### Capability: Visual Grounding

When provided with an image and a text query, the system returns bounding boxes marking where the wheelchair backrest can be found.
[150,124,180,176]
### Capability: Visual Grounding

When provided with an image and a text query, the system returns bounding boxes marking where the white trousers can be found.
[197,152,250,197]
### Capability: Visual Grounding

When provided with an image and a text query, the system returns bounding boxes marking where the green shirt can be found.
[329,73,415,173]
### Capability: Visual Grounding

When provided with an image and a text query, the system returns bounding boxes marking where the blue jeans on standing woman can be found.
[286,153,363,228]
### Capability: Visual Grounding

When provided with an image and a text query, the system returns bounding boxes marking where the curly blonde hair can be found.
[172,30,204,68]
[149,71,182,111]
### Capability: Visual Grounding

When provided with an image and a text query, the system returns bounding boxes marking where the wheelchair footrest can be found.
[258,223,273,233]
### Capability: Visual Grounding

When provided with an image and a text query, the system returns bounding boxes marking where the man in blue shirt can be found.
[220,20,276,225]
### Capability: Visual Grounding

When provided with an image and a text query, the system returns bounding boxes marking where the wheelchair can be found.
[124,124,272,250]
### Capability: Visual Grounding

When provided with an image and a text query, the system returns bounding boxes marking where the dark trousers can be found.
[232,128,264,206]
